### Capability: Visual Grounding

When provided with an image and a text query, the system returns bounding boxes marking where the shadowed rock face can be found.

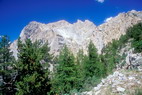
[10,10,142,58]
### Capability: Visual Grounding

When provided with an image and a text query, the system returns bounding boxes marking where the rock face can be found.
[10,10,142,58]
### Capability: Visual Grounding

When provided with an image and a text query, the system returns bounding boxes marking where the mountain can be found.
[10,10,142,58]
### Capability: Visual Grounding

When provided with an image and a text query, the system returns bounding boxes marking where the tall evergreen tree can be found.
[15,39,51,95]
[103,40,119,74]
[0,35,16,95]
[51,45,80,94]
[85,41,105,78]
[85,41,98,77]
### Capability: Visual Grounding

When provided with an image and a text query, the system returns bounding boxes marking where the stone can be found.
[128,76,135,80]
[116,86,125,92]
[113,80,122,86]
[101,79,105,84]
[119,73,124,77]
[93,84,102,91]
[113,71,120,77]
[137,81,141,84]
[95,90,101,95]
[138,66,142,71]
[82,91,92,95]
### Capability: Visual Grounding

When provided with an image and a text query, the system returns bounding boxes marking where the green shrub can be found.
[126,23,142,52]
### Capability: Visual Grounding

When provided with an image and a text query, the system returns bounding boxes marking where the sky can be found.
[0,0,142,41]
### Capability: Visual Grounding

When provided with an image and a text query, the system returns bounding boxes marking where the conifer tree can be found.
[102,40,119,74]
[85,41,98,77]
[51,45,80,94]
[85,41,105,78]
[0,35,16,95]
[15,39,51,95]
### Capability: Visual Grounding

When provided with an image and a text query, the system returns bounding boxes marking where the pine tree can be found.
[51,45,80,94]
[85,41,106,78]
[85,41,98,77]
[15,39,51,95]
[0,35,16,95]
[102,40,118,74]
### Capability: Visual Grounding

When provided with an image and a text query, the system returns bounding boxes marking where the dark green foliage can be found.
[51,45,82,94]
[102,42,117,74]
[85,41,105,77]
[76,49,89,92]
[0,36,14,63]
[102,32,131,74]
[133,41,142,53]
[15,39,51,95]
[40,41,53,63]
[126,23,142,52]
[119,35,129,47]
[0,35,16,95]
[85,41,99,77]
[78,41,106,92]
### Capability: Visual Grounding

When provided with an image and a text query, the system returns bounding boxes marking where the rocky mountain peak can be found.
[48,20,71,26]
[20,21,44,41]
[75,19,96,27]
[29,21,42,25]
[128,10,142,19]
[98,10,142,45]
[10,10,142,58]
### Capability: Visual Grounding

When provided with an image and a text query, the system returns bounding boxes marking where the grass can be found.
[134,89,142,95]
[127,88,142,95]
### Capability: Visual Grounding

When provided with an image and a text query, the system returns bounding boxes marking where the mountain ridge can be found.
[10,10,142,58]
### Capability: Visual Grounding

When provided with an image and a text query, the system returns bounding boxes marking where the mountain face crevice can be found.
[10,10,142,58]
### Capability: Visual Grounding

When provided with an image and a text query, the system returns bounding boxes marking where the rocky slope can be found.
[10,10,142,58]
[82,70,142,95]
[81,42,142,95]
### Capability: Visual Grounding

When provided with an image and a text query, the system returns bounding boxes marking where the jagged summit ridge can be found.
[10,10,142,58]
[17,19,99,56]
[98,10,142,45]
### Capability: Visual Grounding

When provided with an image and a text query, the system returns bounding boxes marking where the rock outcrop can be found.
[116,39,142,71]
[10,10,142,58]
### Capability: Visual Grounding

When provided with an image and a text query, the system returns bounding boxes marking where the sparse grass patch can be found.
[127,88,142,95]
[80,76,102,92]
